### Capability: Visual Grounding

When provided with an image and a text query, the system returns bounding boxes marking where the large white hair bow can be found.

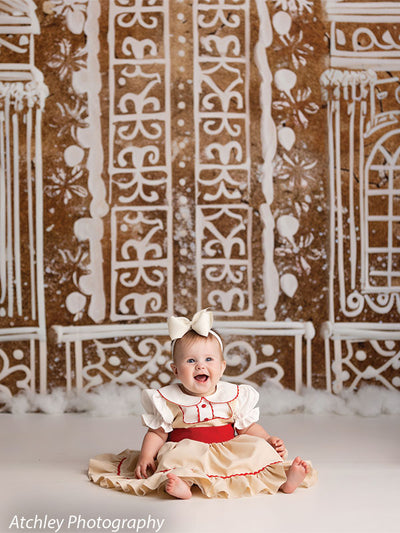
[168,309,214,341]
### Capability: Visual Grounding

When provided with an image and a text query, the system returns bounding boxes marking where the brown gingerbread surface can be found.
[0,1,399,401]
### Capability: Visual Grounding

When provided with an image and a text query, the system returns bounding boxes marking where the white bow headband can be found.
[167,309,223,353]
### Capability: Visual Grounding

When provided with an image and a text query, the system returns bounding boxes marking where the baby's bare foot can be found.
[165,473,192,500]
[280,456,309,494]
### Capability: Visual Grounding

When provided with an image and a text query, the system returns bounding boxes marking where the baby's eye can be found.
[206,357,213,362]
[187,358,196,363]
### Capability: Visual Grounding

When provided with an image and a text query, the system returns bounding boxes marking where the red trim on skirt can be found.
[117,457,126,475]
[167,424,235,444]
[157,461,283,479]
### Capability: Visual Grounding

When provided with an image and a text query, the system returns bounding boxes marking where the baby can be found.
[88,309,317,498]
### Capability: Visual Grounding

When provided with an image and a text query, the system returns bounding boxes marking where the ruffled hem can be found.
[88,436,317,499]
[88,451,289,498]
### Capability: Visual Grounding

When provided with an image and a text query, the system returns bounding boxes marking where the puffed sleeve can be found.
[141,389,174,432]
[234,384,260,430]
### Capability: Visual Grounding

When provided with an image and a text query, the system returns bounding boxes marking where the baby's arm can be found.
[237,423,287,458]
[135,427,168,479]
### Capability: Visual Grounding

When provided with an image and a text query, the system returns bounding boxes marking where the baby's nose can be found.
[195,361,205,368]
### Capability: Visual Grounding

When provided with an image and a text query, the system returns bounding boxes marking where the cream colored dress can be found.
[88,382,317,498]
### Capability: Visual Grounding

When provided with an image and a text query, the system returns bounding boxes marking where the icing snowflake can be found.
[274,153,318,216]
[58,245,90,286]
[278,30,314,70]
[273,86,319,128]
[275,232,322,276]
[274,153,317,189]
[44,167,88,204]
[50,98,88,140]
[47,39,87,80]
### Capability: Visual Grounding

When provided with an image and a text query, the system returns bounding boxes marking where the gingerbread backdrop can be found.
[0,0,399,403]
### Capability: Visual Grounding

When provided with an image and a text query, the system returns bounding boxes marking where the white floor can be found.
[1,413,399,533]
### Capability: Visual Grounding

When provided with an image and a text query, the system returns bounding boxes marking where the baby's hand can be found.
[135,456,156,479]
[267,436,287,458]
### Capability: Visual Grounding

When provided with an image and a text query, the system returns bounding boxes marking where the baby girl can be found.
[88,309,317,498]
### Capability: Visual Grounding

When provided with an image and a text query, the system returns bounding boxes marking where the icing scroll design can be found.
[332,22,400,55]
[111,208,169,319]
[223,340,284,387]
[0,346,32,403]
[332,340,400,392]
[81,338,172,392]
[352,28,400,52]
[199,206,251,313]
[194,0,252,316]
[328,3,400,70]
[109,0,172,319]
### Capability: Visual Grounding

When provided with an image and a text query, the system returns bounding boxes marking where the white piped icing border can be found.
[255,0,279,321]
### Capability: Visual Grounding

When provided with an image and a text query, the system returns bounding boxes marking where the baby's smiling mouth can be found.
[194,374,209,382]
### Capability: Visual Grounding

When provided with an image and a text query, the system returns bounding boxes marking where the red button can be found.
[204,418,209,421]
[201,404,206,408]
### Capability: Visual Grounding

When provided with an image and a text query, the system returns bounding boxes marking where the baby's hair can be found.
[172,329,224,362]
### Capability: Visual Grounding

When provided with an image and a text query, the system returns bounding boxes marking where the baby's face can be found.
[171,336,226,397]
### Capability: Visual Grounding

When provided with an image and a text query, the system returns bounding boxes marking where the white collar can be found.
[158,381,239,406]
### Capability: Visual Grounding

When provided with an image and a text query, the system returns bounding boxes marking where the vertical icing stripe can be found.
[34,107,46,334]
[164,0,173,316]
[348,100,356,290]
[30,338,35,393]
[26,107,36,320]
[5,97,14,316]
[12,112,22,316]
[0,110,6,305]
[254,0,279,321]
[193,0,201,310]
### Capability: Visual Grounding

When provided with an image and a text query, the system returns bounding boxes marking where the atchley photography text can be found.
[8,514,165,533]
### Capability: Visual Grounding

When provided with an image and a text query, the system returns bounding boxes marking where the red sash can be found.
[168,424,235,444]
